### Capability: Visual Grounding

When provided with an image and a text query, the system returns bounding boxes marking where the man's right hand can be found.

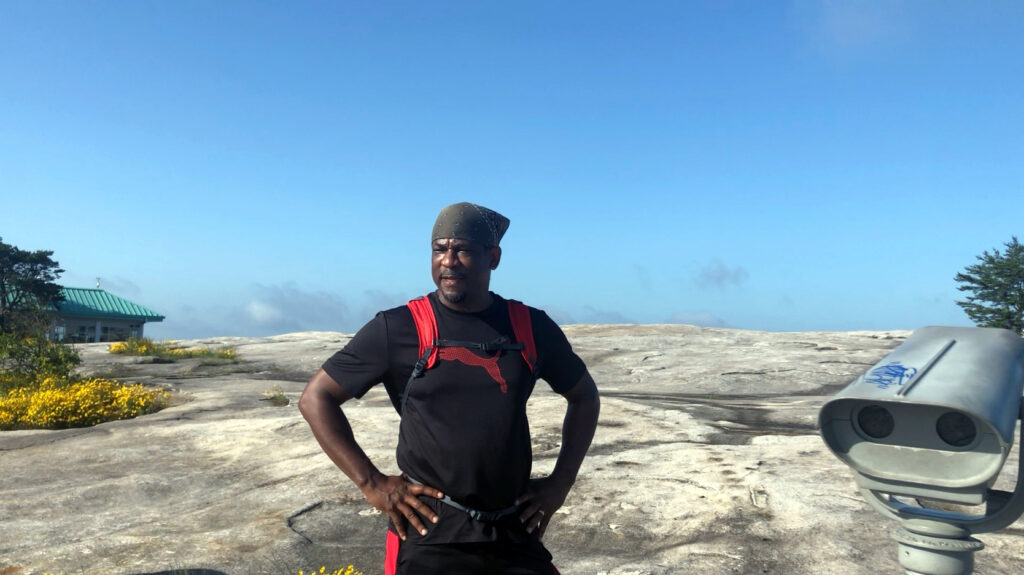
[362,473,444,541]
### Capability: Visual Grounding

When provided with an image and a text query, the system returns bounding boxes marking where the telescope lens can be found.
[937,412,976,447]
[857,405,894,439]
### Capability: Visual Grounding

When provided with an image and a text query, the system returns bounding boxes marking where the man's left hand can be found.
[515,476,572,538]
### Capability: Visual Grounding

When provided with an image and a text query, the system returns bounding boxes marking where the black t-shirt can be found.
[322,291,586,544]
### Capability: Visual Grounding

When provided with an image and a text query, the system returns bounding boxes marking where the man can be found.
[299,202,600,575]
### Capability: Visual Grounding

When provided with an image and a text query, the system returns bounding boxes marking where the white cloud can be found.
[151,283,360,339]
[233,283,353,335]
[788,0,914,57]
[542,307,576,326]
[540,304,635,325]
[580,306,635,324]
[357,289,415,324]
[62,273,141,295]
[245,299,285,324]
[695,260,749,290]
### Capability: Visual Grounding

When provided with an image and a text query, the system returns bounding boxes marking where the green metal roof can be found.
[56,288,165,322]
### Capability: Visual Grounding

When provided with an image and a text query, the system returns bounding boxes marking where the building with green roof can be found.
[52,287,165,343]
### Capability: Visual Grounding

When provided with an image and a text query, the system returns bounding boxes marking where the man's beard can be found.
[438,288,466,305]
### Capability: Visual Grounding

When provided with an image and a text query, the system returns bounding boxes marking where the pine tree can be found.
[0,237,65,335]
[954,237,1024,335]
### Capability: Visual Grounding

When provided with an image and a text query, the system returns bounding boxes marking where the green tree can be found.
[0,236,65,335]
[0,238,78,390]
[955,236,1024,335]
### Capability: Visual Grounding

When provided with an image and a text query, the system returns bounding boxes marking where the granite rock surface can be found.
[2,326,1023,575]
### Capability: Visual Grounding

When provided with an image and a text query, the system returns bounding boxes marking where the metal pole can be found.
[892,520,984,575]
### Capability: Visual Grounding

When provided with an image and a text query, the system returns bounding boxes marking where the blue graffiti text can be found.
[863,362,918,390]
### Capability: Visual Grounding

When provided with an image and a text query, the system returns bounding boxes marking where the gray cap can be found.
[431,202,510,247]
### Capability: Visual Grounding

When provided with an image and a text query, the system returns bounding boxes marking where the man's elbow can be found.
[298,371,329,421]
[297,382,318,421]
[299,369,349,421]
[581,387,600,414]
[566,373,600,409]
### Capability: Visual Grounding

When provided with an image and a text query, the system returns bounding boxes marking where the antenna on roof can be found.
[96,277,101,288]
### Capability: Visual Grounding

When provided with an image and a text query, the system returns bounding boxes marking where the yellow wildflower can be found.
[0,376,169,430]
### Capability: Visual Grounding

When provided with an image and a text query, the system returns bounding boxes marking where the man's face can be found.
[431,237,500,310]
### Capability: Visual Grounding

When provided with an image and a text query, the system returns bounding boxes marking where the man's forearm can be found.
[299,370,444,539]
[550,374,600,488]
[299,382,384,491]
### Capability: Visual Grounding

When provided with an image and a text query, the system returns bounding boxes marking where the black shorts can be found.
[385,530,560,575]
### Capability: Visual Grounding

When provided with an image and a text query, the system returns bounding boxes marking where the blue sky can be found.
[2,1,1022,339]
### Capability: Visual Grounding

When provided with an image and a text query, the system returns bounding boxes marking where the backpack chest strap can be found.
[434,336,524,353]
[401,295,538,416]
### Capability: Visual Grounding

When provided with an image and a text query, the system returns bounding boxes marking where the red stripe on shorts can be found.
[384,530,399,575]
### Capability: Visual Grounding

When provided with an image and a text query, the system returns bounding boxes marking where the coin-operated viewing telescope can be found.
[820,326,1024,575]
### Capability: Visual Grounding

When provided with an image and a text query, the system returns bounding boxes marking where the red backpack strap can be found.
[401,295,440,416]
[407,296,439,370]
[507,299,537,374]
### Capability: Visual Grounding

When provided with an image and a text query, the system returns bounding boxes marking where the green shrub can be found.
[0,333,80,393]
